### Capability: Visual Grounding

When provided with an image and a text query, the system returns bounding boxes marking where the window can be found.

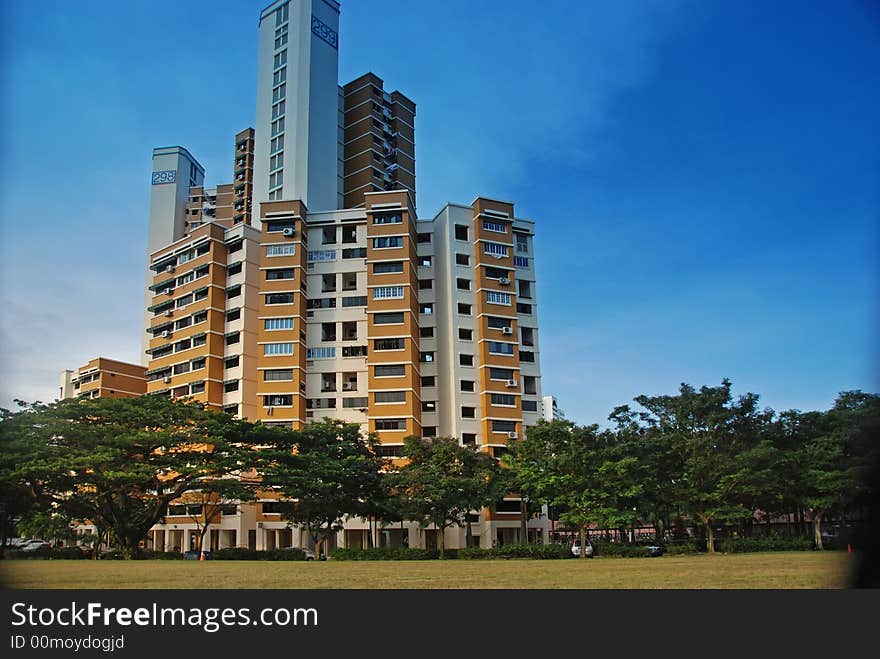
[225,332,240,345]
[518,281,532,299]
[461,407,475,419]
[462,433,477,445]
[522,400,538,412]
[460,380,474,392]
[175,338,191,352]
[422,401,436,412]
[523,375,537,395]
[263,368,293,382]
[488,341,515,355]
[490,367,515,380]
[521,327,535,347]
[194,289,208,301]
[375,364,405,377]
[266,293,294,305]
[191,358,206,371]
[321,322,336,342]
[517,303,533,314]
[458,328,473,341]
[456,278,471,291]
[193,311,207,324]
[322,273,337,292]
[483,220,506,233]
[266,220,295,233]
[270,152,284,170]
[372,236,403,249]
[373,286,404,300]
[190,381,206,394]
[374,312,404,325]
[267,243,295,257]
[343,397,368,408]
[520,351,535,362]
[265,317,294,330]
[227,262,242,276]
[342,272,358,290]
[308,250,336,262]
[419,256,432,267]
[321,226,337,244]
[264,395,293,407]
[373,261,403,274]
[419,326,434,338]
[456,253,469,266]
[224,381,239,393]
[421,376,436,387]
[192,335,206,348]
[342,345,367,357]
[266,268,295,280]
[374,338,404,351]
[457,303,471,315]
[459,354,474,366]
[485,267,508,280]
[270,118,285,138]
[227,286,241,300]
[264,342,294,356]
[484,242,509,258]
[491,393,516,406]
[423,426,437,437]
[343,247,367,258]
[342,321,358,341]
[308,298,336,309]
[492,420,516,433]
[417,233,431,243]
[306,347,336,359]
[225,356,239,369]
[373,212,402,224]
[375,391,406,404]
[515,256,529,268]
[420,352,434,363]
[221,504,238,516]
[342,296,367,307]
[272,67,286,86]
[419,279,433,290]
[225,309,240,322]
[173,362,190,375]
[454,225,469,241]
[419,303,433,315]
[487,316,511,330]
[516,234,529,253]
[487,291,511,305]
[375,419,406,431]
[270,134,285,152]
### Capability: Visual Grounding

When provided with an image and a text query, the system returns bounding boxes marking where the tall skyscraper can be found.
[252,0,341,217]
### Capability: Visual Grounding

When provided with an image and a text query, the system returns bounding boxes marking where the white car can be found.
[17,539,51,552]
[570,538,594,558]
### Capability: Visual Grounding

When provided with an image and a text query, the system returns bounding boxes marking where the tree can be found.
[633,379,770,553]
[180,476,257,554]
[0,396,257,558]
[506,420,639,557]
[392,436,502,558]
[257,419,386,558]
[800,391,879,549]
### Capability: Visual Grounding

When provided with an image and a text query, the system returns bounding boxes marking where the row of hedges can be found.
[3,546,92,560]
[330,544,571,560]
[458,544,571,560]
[211,548,307,561]
[715,536,813,553]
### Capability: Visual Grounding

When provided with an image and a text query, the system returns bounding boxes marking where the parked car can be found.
[570,538,594,558]
[183,550,212,560]
[646,543,664,557]
[284,547,326,561]
[17,539,51,553]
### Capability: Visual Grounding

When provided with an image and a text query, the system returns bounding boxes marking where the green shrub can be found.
[329,547,440,560]
[663,539,703,555]
[716,536,813,553]
[591,542,653,558]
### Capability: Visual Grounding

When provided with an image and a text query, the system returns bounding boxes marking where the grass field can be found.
[0,552,853,589]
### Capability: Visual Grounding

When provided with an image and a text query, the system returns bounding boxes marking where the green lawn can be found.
[0,552,853,589]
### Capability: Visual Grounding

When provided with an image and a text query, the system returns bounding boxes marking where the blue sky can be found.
[1,0,877,425]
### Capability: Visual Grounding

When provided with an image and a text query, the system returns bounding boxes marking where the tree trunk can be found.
[520,500,528,544]
[465,518,473,548]
[705,522,715,554]
[813,513,824,550]
[579,525,587,560]
[437,525,445,559]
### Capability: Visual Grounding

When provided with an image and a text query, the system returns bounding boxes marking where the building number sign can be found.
[311,15,338,50]
[152,170,177,185]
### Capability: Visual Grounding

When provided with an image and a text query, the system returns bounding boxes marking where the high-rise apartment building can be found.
[60,358,147,401]
[135,0,546,550]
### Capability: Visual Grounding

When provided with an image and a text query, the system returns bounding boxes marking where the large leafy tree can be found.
[506,420,639,557]
[257,419,386,557]
[800,391,879,549]
[632,379,771,553]
[0,396,257,558]
[392,436,502,558]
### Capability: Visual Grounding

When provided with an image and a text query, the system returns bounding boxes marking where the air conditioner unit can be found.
[282,227,295,237]
[507,431,519,440]
[163,376,171,384]
[501,326,513,335]
[505,379,518,388]
[161,330,171,338]
[164,288,174,295]
[164,309,173,317]
[499,277,510,285]
[165,265,175,273]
